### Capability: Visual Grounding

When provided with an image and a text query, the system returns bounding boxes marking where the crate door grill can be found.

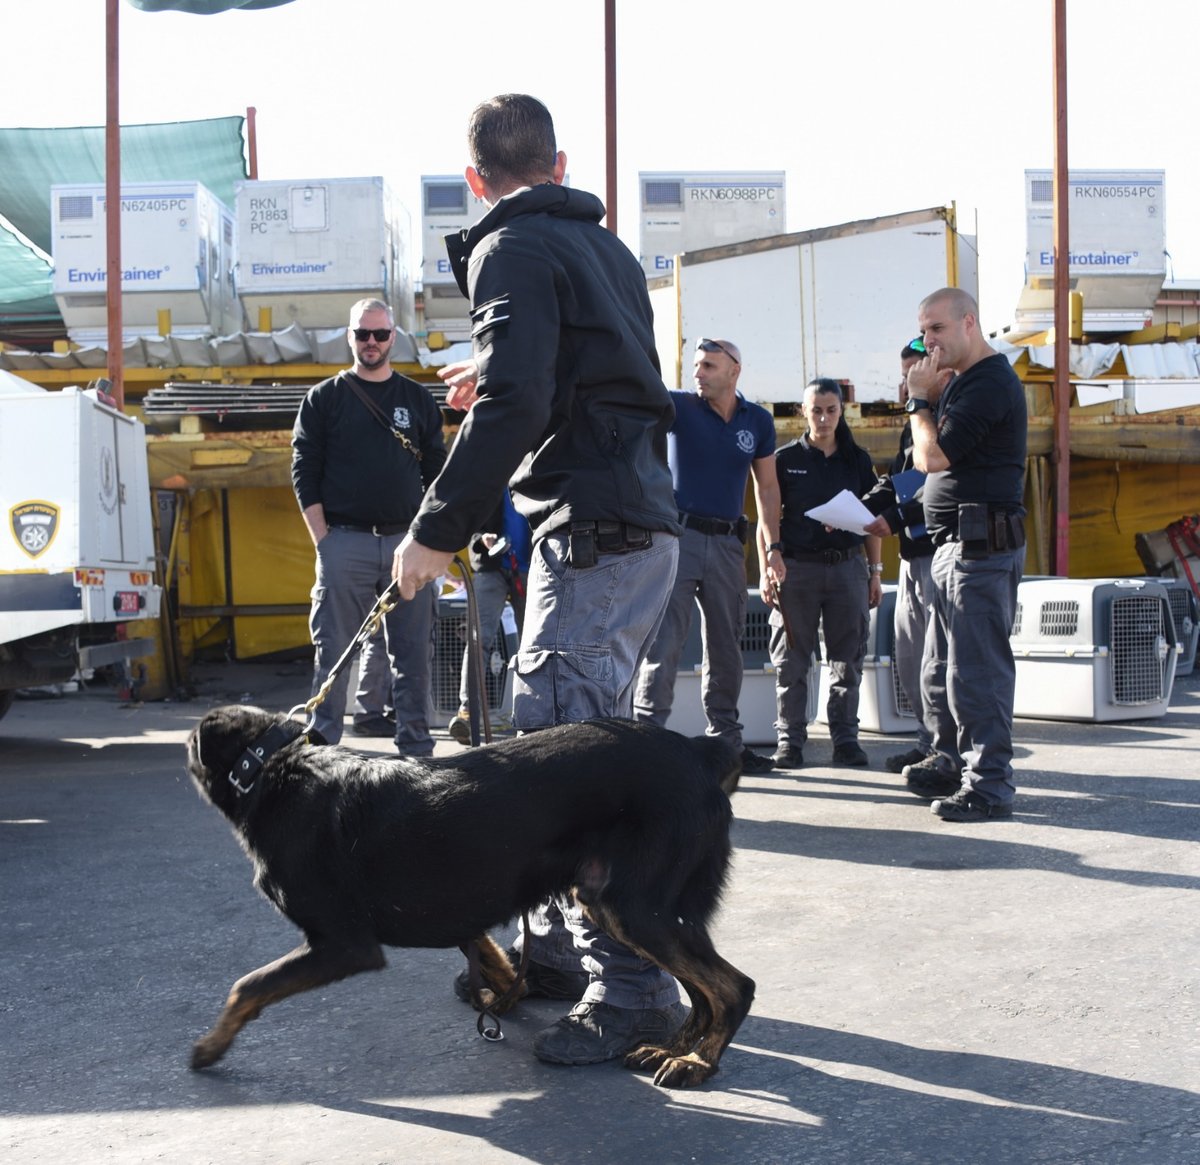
[1110,593,1169,705]
[432,603,510,714]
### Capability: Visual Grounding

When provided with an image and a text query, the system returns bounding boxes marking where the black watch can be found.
[767,542,783,553]
[904,397,933,414]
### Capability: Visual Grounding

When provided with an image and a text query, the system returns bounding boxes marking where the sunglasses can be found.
[353,327,393,343]
[697,338,740,364]
[907,337,927,354]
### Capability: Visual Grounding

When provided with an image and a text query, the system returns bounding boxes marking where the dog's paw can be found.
[190,1036,227,1071]
[626,1047,717,1089]
[653,1053,717,1089]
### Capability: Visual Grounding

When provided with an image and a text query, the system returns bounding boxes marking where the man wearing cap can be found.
[291,297,447,755]
[634,338,782,774]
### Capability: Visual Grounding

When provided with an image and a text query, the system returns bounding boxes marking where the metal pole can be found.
[105,0,124,411]
[1051,0,1070,575]
[246,106,258,179]
[604,0,617,235]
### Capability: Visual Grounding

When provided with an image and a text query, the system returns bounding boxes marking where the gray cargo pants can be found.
[633,525,748,747]
[922,542,1026,804]
[769,555,869,749]
[895,554,935,753]
[308,526,435,754]
[512,529,682,1011]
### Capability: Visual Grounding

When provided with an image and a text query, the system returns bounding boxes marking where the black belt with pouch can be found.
[567,521,653,568]
[957,504,1026,560]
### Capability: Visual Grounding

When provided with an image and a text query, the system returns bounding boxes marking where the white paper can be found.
[804,489,876,535]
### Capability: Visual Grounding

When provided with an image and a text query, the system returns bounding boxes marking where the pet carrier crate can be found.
[429,593,515,728]
[665,588,780,744]
[1010,577,1177,722]
[815,582,919,734]
[1134,575,1199,678]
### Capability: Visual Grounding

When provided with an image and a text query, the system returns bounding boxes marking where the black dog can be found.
[186,705,755,1088]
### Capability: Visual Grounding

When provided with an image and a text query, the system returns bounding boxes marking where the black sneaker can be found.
[902,755,962,799]
[885,746,930,774]
[771,745,805,770]
[532,1000,688,1065]
[453,950,590,1004]
[739,747,775,774]
[932,788,1013,822]
[351,714,395,738]
[832,742,869,767]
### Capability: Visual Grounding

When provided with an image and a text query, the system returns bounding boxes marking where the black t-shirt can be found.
[922,353,1027,540]
[291,371,448,527]
[777,434,878,554]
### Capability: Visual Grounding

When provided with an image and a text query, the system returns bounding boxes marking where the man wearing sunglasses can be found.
[390,94,685,1068]
[292,298,447,756]
[633,337,782,775]
[862,339,946,773]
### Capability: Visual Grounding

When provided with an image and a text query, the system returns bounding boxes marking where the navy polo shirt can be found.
[668,390,777,520]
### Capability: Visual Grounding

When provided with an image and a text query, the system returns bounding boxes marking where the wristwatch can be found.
[869,563,884,574]
[904,397,932,414]
[767,542,783,553]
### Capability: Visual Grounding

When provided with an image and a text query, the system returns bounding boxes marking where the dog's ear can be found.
[186,705,282,808]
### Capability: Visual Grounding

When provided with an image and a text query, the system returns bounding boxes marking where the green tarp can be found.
[0,115,247,325]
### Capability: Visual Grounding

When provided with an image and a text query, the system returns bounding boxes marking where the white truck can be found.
[648,204,978,404]
[0,378,162,722]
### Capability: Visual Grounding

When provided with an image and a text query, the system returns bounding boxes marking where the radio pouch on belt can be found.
[958,503,990,560]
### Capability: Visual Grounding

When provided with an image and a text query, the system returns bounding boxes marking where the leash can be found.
[461,912,533,1041]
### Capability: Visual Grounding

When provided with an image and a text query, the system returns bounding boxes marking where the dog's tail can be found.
[690,735,742,798]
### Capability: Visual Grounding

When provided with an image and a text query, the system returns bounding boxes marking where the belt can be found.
[785,547,863,565]
[679,511,744,538]
[330,522,408,537]
[940,511,1026,555]
[565,521,653,569]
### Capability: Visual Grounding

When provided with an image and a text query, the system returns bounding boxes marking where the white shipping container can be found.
[51,181,239,339]
[1016,169,1166,333]
[639,171,786,279]
[419,175,489,342]
[235,176,414,335]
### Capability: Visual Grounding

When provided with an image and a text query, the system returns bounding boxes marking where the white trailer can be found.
[648,205,977,404]
[0,385,162,721]
[235,176,414,335]
[50,180,240,341]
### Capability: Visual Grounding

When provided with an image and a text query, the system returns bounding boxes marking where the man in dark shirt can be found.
[291,298,447,754]
[390,94,685,1069]
[903,287,1027,822]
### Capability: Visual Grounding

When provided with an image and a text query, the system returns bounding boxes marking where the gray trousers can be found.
[513,529,681,1010]
[922,542,1025,804]
[769,556,869,749]
[457,569,510,709]
[308,527,435,754]
[353,627,391,722]
[895,555,935,752]
[633,525,748,747]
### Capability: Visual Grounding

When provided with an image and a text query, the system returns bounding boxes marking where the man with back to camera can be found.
[291,298,447,756]
[901,287,1027,822]
[390,94,686,1065]
[862,339,949,773]
[633,336,783,775]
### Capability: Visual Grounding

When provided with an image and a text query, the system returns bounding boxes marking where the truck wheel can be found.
[0,690,13,723]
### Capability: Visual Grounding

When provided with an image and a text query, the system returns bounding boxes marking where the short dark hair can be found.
[901,342,923,360]
[468,94,557,189]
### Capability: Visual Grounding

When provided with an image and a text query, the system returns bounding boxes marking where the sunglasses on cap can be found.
[696,338,740,364]
[353,327,393,343]
[906,337,927,354]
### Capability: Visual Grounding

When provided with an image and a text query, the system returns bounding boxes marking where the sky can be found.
[2,0,1197,337]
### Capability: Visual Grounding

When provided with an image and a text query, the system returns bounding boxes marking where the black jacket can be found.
[409,183,680,551]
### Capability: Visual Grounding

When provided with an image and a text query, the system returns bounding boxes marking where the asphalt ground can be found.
[1,659,1198,1164]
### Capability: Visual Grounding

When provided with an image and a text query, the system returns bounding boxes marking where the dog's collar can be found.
[228,723,305,795]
